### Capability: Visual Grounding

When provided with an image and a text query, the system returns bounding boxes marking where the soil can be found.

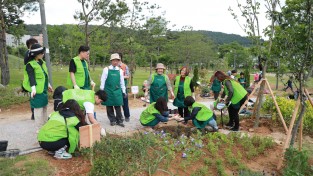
[2,94,313,175]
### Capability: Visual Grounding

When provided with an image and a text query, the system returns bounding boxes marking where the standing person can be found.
[100,53,126,127]
[209,73,222,100]
[284,76,294,92]
[254,71,259,83]
[22,43,53,131]
[118,52,130,122]
[184,96,218,131]
[67,45,95,90]
[215,71,247,131]
[38,99,86,159]
[230,69,237,80]
[238,72,247,88]
[173,66,194,118]
[145,63,174,103]
[24,38,38,120]
[61,88,108,136]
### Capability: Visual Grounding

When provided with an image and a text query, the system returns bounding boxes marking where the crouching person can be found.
[184,96,218,132]
[140,97,180,129]
[38,99,86,159]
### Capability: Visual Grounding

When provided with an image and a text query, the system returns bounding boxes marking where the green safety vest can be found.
[223,79,247,104]
[190,102,213,121]
[38,111,80,153]
[22,59,48,94]
[67,56,90,88]
[150,73,168,103]
[62,89,95,110]
[174,76,192,97]
[140,102,160,124]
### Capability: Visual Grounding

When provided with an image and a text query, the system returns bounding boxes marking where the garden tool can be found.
[216,103,226,128]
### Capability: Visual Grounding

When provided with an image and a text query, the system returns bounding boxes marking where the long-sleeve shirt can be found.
[100,65,126,94]
[146,73,173,91]
[184,107,201,121]
[221,80,234,104]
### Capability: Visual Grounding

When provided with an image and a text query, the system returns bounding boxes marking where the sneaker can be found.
[110,122,116,126]
[54,147,72,159]
[117,123,125,127]
[48,151,55,155]
[125,117,130,122]
[204,126,214,132]
[225,123,233,129]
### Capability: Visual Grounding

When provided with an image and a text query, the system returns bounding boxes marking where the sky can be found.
[21,0,272,37]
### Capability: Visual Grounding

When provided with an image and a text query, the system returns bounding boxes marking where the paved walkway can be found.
[0,100,215,153]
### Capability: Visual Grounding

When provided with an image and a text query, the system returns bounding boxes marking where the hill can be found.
[25,24,251,46]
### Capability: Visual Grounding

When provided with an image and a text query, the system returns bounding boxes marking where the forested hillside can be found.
[25,24,251,46]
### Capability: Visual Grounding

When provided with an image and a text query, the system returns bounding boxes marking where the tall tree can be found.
[0,0,37,85]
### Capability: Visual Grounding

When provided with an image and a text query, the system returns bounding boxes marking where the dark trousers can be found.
[227,96,247,129]
[106,106,123,123]
[178,107,190,118]
[31,108,34,120]
[122,96,130,118]
[213,91,220,100]
[39,138,69,152]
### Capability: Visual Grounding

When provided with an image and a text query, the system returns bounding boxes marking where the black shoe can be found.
[31,116,34,120]
[125,118,130,122]
[117,123,125,127]
[230,127,239,131]
[110,122,116,126]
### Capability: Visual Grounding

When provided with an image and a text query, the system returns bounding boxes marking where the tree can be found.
[0,0,37,85]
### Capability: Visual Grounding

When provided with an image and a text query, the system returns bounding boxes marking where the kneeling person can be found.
[140,97,180,128]
[38,100,86,159]
[184,96,218,131]
[62,88,107,135]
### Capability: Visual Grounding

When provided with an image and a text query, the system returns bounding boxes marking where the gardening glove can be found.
[226,101,231,107]
[192,93,196,100]
[48,83,53,92]
[100,128,106,137]
[90,80,96,87]
[31,86,36,98]
[74,85,80,89]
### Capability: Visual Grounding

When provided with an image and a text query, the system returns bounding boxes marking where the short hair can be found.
[95,90,107,102]
[240,72,244,76]
[184,96,195,107]
[78,45,90,54]
[231,70,237,74]
[26,38,38,49]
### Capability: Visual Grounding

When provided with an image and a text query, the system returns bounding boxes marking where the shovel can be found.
[216,103,226,128]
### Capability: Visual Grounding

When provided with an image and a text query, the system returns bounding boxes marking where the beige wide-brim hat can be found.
[110,53,121,61]
[155,63,166,70]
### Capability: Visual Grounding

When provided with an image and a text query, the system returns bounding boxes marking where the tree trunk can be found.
[0,13,10,85]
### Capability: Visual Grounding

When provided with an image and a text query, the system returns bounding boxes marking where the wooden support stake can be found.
[238,79,263,113]
[265,79,288,133]
[304,89,313,107]
[277,97,301,170]
[299,116,303,151]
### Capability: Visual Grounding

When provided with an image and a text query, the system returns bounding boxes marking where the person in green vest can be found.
[140,97,182,128]
[173,66,194,118]
[38,99,86,159]
[61,88,107,136]
[209,72,222,100]
[215,71,248,131]
[183,96,218,131]
[100,53,126,127]
[145,63,174,103]
[238,72,247,88]
[22,43,53,131]
[68,46,95,90]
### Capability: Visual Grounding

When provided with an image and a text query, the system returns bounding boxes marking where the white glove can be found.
[74,85,80,89]
[31,86,36,98]
[90,81,96,87]
[100,128,106,137]
[48,83,53,92]
[192,93,195,100]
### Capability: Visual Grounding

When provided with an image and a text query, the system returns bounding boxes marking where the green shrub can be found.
[283,148,313,176]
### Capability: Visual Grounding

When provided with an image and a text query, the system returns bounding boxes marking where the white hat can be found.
[110,53,120,61]
[155,63,166,70]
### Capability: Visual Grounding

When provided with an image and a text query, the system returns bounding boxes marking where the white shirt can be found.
[100,65,126,93]
[83,102,94,114]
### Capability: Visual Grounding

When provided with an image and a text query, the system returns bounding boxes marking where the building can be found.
[5,33,43,47]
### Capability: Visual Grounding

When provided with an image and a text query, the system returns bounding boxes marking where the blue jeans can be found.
[122,95,130,118]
